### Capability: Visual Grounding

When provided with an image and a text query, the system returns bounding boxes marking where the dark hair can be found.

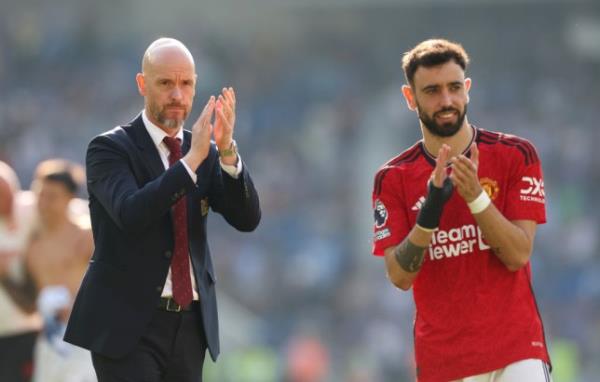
[33,159,85,195]
[44,172,79,194]
[402,39,470,86]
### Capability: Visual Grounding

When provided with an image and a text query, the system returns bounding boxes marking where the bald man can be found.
[64,38,261,382]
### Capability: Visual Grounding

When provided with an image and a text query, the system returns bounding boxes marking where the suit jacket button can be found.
[156,286,163,293]
[164,250,172,259]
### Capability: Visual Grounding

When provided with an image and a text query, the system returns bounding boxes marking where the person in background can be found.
[0,160,42,382]
[1,159,96,382]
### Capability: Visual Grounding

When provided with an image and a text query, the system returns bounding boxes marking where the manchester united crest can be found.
[479,177,499,200]
[200,197,209,216]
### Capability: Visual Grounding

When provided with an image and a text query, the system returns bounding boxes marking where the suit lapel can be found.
[125,114,165,179]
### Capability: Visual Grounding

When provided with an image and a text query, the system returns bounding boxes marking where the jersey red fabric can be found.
[372,127,550,381]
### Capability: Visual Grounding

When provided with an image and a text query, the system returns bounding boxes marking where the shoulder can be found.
[71,221,93,256]
[87,123,146,162]
[74,224,92,241]
[88,126,130,152]
[373,142,423,196]
[89,114,143,147]
[476,127,540,166]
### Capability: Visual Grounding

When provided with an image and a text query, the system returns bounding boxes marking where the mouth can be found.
[435,110,458,122]
[164,107,186,116]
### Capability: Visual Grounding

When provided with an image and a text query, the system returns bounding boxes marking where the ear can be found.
[136,73,146,96]
[402,85,417,111]
[464,77,472,104]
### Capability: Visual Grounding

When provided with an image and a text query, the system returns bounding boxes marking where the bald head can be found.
[136,38,197,133]
[142,38,195,75]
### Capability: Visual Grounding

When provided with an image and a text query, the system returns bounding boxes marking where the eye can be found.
[450,83,462,91]
[182,80,194,87]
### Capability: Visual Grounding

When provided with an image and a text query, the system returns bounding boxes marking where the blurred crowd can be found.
[1,1,599,381]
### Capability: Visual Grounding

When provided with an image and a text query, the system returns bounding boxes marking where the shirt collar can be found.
[142,110,184,148]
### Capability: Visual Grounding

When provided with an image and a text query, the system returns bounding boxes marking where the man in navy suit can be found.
[64,37,261,382]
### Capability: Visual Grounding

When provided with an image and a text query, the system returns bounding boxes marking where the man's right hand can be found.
[183,96,215,171]
[416,144,454,230]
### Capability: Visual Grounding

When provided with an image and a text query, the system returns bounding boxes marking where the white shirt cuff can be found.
[180,159,198,183]
[220,155,242,179]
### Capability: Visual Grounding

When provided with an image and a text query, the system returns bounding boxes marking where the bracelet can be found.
[468,191,491,214]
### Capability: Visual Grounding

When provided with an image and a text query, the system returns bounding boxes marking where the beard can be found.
[148,102,189,130]
[417,103,467,138]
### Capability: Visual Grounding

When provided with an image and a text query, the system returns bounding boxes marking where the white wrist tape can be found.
[468,191,491,214]
[415,224,437,233]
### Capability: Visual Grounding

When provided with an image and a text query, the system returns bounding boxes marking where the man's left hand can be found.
[450,143,483,203]
[214,87,237,165]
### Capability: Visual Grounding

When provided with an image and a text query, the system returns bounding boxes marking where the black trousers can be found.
[92,305,207,382]
[0,330,38,382]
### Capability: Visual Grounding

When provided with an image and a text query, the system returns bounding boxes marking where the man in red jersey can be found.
[372,39,552,382]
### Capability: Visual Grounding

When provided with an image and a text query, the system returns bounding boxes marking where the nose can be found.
[439,89,452,107]
[170,86,183,101]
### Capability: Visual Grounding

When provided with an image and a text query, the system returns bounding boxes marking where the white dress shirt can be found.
[142,110,242,300]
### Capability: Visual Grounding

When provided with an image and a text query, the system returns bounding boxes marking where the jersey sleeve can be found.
[371,169,411,256]
[503,141,546,224]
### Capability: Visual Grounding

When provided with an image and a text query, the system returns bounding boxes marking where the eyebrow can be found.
[154,76,195,84]
[421,84,439,92]
[421,81,463,92]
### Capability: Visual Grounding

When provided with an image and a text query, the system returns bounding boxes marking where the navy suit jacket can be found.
[64,114,260,361]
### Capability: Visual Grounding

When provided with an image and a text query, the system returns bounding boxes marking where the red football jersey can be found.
[372,127,550,381]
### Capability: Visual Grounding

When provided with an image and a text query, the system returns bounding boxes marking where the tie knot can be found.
[163,136,182,157]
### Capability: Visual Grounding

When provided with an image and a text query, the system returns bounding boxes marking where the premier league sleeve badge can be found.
[374,199,388,228]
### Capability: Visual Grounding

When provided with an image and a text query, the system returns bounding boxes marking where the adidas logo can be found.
[411,196,426,211]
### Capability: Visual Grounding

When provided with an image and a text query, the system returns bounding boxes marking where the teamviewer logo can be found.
[411,196,426,211]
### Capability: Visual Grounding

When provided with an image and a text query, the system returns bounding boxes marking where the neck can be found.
[40,214,70,233]
[422,118,474,161]
[160,124,180,138]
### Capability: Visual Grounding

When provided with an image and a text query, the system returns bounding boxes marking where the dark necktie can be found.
[163,136,193,307]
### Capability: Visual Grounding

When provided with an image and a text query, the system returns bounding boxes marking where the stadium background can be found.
[1,0,599,380]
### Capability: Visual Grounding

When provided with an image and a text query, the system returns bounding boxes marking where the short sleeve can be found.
[503,142,546,224]
[372,169,411,256]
